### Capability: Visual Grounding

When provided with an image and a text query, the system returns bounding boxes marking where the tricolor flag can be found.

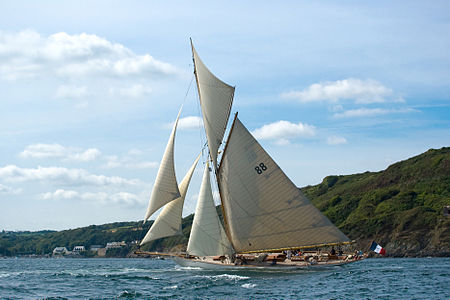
[370,241,386,255]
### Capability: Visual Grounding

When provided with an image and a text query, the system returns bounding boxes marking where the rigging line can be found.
[182,72,195,105]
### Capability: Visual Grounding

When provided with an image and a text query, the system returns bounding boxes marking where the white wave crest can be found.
[195,274,250,281]
[175,266,202,271]
[163,285,178,289]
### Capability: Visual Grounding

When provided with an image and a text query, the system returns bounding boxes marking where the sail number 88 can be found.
[255,163,267,174]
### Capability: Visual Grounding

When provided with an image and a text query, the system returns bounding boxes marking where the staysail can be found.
[191,41,235,169]
[143,109,182,223]
[218,116,350,253]
[187,162,234,256]
[140,155,200,246]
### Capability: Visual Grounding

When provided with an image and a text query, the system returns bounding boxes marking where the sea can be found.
[0,257,448,299]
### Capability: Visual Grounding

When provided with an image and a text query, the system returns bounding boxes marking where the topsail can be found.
[191,42,234,169]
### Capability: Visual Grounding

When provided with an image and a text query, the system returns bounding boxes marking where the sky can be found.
[1,1,449,231]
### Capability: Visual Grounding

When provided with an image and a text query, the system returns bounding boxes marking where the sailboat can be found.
[139,40,363,268]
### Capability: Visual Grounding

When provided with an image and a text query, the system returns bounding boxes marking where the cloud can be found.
[20,144,101,162]
[20,143,156,169]
[70,148,102,162]
[252,120,316,144]
[114,84,152,98]
[103,155,158,169]
[54,85,88,99]
[0,30,181,80]
[0,183,22,194]
[39,189,145,206]
[327,136,347,145]
[40,189,78,200]
[20,144,66,159]
[166,116,203,130]
[178,116,203,130]
[0,165,141,187]
[333,107,417,118]
[282,78,402,104]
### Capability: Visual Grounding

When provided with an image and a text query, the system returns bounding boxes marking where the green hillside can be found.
[302,147,450,256]
[0,222,150,256]
[1,147,449,257]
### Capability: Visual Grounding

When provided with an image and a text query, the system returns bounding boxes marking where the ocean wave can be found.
[163,285,178,290]
[241,283,257,289]
[195,274,250,281]
[174,266,203,271]
[118,289,142,298]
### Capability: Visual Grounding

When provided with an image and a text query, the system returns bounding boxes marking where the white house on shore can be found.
[52,247,69,255]
[73,246,85,252]
[106,241,126,249]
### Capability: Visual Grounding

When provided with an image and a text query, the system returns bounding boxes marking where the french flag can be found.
[370,241,386,255]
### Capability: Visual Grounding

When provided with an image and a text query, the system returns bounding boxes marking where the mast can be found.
[216,112,238,251]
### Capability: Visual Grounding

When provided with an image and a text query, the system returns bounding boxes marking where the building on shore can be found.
[52,247,69,256]
[73,246,85,252]
[106,241,126,249]
[90,245,103,252]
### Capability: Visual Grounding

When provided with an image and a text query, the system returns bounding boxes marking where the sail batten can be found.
[187,162,234,257]
[191,42,235,169]
[218,117,350,253]
[140,155,200,246]
[143,109,182,223]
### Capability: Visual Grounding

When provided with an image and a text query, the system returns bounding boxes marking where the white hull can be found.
[171,256,361,270]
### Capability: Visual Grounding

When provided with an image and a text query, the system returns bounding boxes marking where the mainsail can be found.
[191,41,235,169]
[140,155,200,246]
[143,109,182,223]
[218,116,350,253]
[187,162,234,256]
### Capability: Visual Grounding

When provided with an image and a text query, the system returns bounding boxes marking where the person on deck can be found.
[331,247,336,255]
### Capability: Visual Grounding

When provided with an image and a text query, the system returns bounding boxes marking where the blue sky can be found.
[1,1,449,230]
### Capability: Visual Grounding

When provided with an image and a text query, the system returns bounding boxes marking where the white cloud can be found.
[333,107,417,118]
[109,192,144,205]
[103,155,158,169]
[0,165,141,187]
[252,120,316,144]
[0,30,181,80]
[20,144,66,159]
[166,116,203,130]
[70,148,101,162]
[115,84,152,98]
[282,78,401,104]
[0,183,22,194]
[327,136,347,145]
[40,189,79,200]
[54,85,87,99]
[20,144,101,162]
[39,189,145,206]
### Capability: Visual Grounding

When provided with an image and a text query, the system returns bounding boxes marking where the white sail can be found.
[143,109,182,223]
[140,155,200,246]
[191,42,235,169]
[187,162,234,257]
[218,116,350,253]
